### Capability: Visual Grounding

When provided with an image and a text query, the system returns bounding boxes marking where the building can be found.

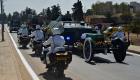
[94,1,113,15]
[130,2,140,13]
[84,15,112,28]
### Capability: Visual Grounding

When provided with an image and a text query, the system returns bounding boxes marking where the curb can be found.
[128,49,140,55]
[6,27,40,80]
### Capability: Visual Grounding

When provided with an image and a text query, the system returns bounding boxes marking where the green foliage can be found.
[85,9,93,16]
[12,11,20,21]
[72,0,84,21]
[91,2,130,15]
[51,5,61,20]
[63,11,72,21]
[92,1,113,15]
[20,7,37,23]
[7,13,12,21]
[120,13,133,24]
[46,7,52,20]
[119,2,130,14]
[0,13,7,23]
[130,14,140,34]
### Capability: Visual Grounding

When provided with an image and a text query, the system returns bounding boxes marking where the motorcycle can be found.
[18,34,30,48]
[44,46,72,78]
[33,40,43,56]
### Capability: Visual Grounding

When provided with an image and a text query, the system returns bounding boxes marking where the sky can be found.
[3,0,140,15]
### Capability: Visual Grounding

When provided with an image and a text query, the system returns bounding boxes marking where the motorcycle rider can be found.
[111,26,126,47]
[95,25,101,34]
[17,23,29,43]
[42,27,65,67]
[30,25,44,51]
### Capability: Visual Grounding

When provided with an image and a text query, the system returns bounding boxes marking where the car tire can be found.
[83,38,94,62]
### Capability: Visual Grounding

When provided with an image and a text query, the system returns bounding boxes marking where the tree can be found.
[12,11,20,21]
[120,13,133,24]
[20,7,37,23]
[105,12,113,23]
[113,3,120,13]
[119,2,130,14]
[46,7,52,21]
[85,9,93,16]
[7,13,12,21]
[51,4,61,20]
[131,12,140,36]
[120,13,133,39]
[92,1,113,15]
[72,0,84,21]
[63,11,72,21]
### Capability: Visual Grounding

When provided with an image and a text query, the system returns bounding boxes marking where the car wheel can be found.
[83,38,94,62]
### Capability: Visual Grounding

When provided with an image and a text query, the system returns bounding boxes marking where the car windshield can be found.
[63,28,97,34]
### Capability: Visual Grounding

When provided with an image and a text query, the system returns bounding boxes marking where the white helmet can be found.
[118,26,123,31]
[36,25,41,29]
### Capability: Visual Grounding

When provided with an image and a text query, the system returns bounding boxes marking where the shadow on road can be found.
[86,61,96,65]
[73,52,116,65]
[92,56,115,64]
[29,53,40,57]
[0,41,5,42]
[117,62,129,65]
[126,54,133,56]
[39,71,73,80]
[18,46,30,49]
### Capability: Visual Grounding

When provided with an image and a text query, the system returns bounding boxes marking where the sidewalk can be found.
[0,28,32,80]
[128,45,140,54]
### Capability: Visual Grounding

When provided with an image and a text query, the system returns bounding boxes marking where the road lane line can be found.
[6,27,40,80]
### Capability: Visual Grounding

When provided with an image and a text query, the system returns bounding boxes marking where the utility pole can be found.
[1,0,4,41]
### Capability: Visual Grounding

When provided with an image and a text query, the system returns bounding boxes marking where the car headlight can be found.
[66,36,70,40]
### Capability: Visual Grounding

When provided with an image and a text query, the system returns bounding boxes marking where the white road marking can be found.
[6,27,40,80]
[127,51,140,57]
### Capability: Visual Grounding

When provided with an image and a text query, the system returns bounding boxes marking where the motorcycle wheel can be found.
[56,65,65,78]
[35,49,42,56]
[22,45,27,48]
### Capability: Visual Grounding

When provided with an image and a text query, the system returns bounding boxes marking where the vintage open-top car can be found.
[82,26,130,63]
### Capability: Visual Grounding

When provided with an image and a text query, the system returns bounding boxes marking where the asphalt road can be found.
[10,32,140,80]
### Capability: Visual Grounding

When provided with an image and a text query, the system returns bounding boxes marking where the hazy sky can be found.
[3,0,140,14]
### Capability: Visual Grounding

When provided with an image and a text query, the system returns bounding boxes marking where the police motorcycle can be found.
[34,40,43,56]
[111,28,130,63]
[42,19,72,77]
[43,44,72,78]
[30,34,44,56]
[17,25,30,48]
[18,34,30,48]
[30,25,44,56]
